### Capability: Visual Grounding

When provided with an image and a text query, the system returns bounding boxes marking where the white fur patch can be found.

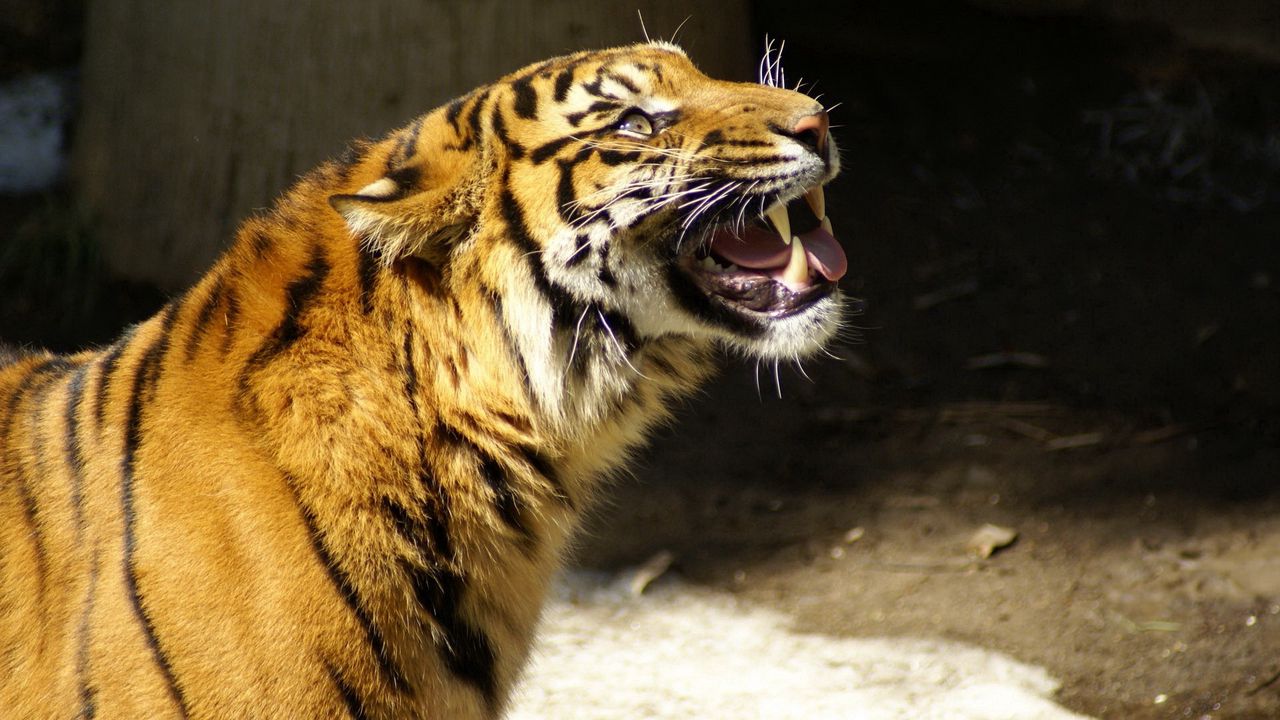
[356,177,400,198]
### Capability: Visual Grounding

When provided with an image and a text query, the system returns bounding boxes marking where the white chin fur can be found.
[721,292,843,361]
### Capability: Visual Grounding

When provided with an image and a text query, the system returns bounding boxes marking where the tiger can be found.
[0,42,845,719]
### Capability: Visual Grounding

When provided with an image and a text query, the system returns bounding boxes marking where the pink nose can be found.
[792,111,829,154]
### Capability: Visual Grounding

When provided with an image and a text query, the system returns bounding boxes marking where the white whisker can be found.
[564,304,592,374]
[596,309,648,378]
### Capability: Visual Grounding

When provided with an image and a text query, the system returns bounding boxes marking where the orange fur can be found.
[0,44,841,718]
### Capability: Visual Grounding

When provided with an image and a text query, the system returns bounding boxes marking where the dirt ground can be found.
[2,3,1278,718]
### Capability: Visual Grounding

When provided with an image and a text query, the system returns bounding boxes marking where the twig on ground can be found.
[913,277,979,310]
[626,550,675,597]
[966,352,1049,370]
[1046,432,1106,451]
[995,417,1057,442]
[1131,425,1192,445]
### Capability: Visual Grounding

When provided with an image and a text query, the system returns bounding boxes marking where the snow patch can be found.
[510,572,1092,720]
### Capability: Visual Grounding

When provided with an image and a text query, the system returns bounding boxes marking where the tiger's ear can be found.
[329,151,483,266]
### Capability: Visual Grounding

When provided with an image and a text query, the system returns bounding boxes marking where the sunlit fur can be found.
[0,43,840,719]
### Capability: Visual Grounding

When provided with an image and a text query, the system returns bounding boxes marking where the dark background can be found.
[2,1,1278,717]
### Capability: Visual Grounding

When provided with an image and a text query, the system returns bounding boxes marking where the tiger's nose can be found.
[791,111,829,155]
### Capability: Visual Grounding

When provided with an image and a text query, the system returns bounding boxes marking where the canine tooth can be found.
[783,236,809,286]
[725,263,738,272]
[820,216,833,236]
[765,203,791,245]
[805,186,826,220]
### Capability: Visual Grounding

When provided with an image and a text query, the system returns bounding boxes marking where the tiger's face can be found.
[334,43,845,364]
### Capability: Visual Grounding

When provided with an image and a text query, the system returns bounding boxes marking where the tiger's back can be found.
[1,43,845,718]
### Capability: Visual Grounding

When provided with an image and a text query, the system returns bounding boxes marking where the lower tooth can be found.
[782,237,809,286]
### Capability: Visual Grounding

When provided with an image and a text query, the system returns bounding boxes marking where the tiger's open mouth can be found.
[679,184,846,318]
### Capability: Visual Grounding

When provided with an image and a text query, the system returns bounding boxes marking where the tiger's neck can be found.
[196,190,711,714]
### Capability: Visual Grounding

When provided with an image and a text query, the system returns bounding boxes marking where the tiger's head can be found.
[332,43,845,366]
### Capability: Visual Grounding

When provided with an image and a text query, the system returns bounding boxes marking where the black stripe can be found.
[184,276,226,362]
[438,422,530,543]
[517,446,573,509]
[552,69,574,102]
[245,245,331,368]
[581,75,614,100]
[597,239,618,288]
[94,327,137,430]
[565,235,592,268]
[76,543,100,720]
[1,358,70,615]
[287,475,408,691]
[44,356,96,713]
[28,358,73,468]
[402,328,420,402]
[530,135,575,164]
[491,410,533,435]
[445,97,465,131]
[248,230,272,260]
[337,138,371,168]
[388,339,497,702]
[120,305,190,718]
[385,498,446,559]
[510,75,537,119]
[698,130,725,150]
[555,160,578,223]
[607,72,640,94]
[597,149,641,167]
[478,453,531,541]
[356,238,379,315]
[465,89,491,142]
[392,119,424,169]
[144,300,183,403]
[566,100,621,127]
[497,181,579,328]
[64,363,90,528]
[384,164,421,195]
[490,106,525,160]
[408,567,497,706]
[699,131,773,151]
[443,90,491,153]
[325,662,369,720]
[401,331,455,558]
[720,153,796,166]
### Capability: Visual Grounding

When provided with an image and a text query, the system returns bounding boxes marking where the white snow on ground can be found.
[0,72,71,193]
[510,571,1093,720]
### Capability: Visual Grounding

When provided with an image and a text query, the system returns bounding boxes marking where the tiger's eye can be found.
[618,112,654,137]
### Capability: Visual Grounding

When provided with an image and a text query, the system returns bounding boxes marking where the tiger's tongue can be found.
[710,224,847,283]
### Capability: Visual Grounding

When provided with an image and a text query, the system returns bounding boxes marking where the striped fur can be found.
[0,43,842,718]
